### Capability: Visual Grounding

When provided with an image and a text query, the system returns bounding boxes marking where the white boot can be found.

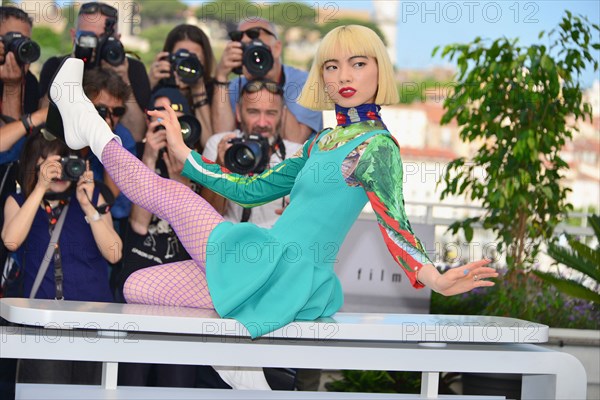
[48,58,121,163]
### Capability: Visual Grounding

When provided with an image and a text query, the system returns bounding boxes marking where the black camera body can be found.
[231,40,274,78]
[60,155,86,181]
[161,49,204,86]
[74,30,125,68]
[0,32,40,65]
[224,134,271,175]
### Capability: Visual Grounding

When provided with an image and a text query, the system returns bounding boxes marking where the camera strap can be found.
[30,202,69,300]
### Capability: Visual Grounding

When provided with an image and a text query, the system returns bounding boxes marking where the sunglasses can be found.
[229,27,276,42]
[242,80,283,96]
[95,105,126,119]
[79,2,118,18]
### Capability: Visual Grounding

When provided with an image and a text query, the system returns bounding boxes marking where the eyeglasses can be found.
[242,80,283,96]
[79,2,118,19]
[95,105,126,119]
[229,27,276,42]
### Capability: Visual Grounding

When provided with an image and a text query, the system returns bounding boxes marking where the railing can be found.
[363,201,596,237]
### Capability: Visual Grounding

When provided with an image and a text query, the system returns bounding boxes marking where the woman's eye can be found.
[324,65,337,71]
[354,62,366,68]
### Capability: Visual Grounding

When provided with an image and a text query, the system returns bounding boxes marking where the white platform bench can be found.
[0,298,587,399]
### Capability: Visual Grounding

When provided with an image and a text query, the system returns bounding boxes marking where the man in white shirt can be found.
[202,79,302,228]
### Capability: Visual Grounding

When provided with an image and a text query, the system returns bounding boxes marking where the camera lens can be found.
[178,115,202,148]
[16,40,41,64]
[243,42,273,78]
[101,37,125,66]
[224,136,269,174]
[171,50,203,85]
[234,147,256,169]
[4,33,41,65]
[61,156,86,181]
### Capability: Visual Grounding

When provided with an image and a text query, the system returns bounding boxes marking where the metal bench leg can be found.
[420,372,439,398]
[101,362,118,390]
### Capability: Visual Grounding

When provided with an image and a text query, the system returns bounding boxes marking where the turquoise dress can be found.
[184,128,382,338]
[183,115,432,338]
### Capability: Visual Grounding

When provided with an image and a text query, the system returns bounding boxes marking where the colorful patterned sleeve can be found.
[181,142,311,208]
[353,134,433,289]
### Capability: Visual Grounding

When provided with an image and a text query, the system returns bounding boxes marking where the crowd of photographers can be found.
[0,2,324,395]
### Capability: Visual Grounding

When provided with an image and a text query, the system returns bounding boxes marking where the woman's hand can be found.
[147,98,190,164]
[148,51,171,89]
[35,155,62,192]
[432,259,498,296]
[76,162,95,212]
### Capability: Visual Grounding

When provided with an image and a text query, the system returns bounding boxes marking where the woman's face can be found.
[322,51,379,108]
[171,39,205,88]
[37,153,71,193]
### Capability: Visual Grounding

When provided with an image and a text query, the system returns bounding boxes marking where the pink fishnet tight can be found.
[123,260,214,308]
[101,140,223,307]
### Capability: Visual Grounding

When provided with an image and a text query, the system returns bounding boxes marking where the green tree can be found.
[434,12,599,281]
[265,2,317,30]
[196,0,259,31]
[317,18,387,46]
[138,0,187,25]
[31,26,71,62]
[138,23,178,67]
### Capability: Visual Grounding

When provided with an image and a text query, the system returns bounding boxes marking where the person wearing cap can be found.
[38,1,150,142]
[212,17,322,144]
[121,87,202,285]
[116,88,205,389]
[203,79,301,228]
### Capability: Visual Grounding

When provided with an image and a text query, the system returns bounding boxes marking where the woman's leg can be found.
[102,140,223,267]
[123,260,213,308]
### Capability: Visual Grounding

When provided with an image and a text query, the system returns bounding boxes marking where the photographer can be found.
[149,24,215,148]
[0,6,40,121]
[212,18,322,144]
[38,2,150,142]
[117,88,205,389]
[83,68,136,231]
[1,132,121,385]
[203,80,301,227]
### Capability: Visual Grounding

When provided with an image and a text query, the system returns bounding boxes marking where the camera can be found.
[232,40,273,78]
[74,31,125,68]
[60,155,86,181]
[161,49,204,86]
[154,115,202,148]
[224,134,271,174]
[0,32,40,65]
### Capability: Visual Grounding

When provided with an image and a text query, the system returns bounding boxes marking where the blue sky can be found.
[317,0,600,87]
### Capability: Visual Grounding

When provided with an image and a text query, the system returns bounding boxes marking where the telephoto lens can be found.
[1,32,40,65]
[178,115,202,147]
[60,156,86,181]
[224,135,271,175]
[241,41,274,78]
[154,115,202,149]
[169,49,204,85]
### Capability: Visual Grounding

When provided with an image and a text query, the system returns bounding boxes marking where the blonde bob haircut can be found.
[298,25,399,110]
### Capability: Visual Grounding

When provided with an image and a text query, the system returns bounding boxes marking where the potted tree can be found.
[431,11,599,398]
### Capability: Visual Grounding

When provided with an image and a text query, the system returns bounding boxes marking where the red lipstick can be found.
[339,87,356,98]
